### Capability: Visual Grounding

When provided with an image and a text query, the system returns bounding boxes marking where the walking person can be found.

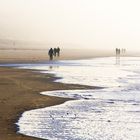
[116,48,118,56]
[48,48,54,60]
[53,48,57,57]
[56,47,60,57]
[115,48,120,65]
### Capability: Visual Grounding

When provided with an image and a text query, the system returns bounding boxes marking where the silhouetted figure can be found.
[118,48,120,55]
[56,47,60,57]
[116,48,120,56]
[116,48,118,56]
[48,48,54,60]
[124,49,126,53]
[115,48,120,65]
[122,48,126,54]
[53,48,57,57]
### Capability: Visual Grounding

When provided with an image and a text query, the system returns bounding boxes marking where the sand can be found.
[0,49,114,63]
[0,67,98,140]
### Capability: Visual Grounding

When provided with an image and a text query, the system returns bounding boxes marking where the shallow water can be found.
[15,57,140,140]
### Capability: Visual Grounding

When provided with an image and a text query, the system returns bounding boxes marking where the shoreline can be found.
[15,95,73,140]
[0,55,135,65]
[0,66,101,140]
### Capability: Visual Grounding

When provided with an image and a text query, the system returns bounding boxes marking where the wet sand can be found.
[0,67,98,140]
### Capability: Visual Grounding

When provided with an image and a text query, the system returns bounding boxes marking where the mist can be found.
[0,0,140,53]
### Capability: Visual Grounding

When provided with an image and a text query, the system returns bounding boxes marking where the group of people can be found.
[116,48,126,56]
[115,48,126,64]
[48,47,60,60]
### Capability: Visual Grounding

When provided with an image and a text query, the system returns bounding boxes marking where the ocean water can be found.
[15,57,140,140]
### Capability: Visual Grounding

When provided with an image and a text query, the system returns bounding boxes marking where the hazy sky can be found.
[0,0,140,50]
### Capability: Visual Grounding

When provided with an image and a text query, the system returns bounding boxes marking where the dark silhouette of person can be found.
[56,47,60,57]
[118,48,120,55]
[116,48,118,56]
[48,48,54,60]
[115,48,121,65]
[116,48,121,56]
[53,48,57,57]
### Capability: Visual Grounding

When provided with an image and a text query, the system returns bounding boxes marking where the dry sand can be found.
[0,49,114,63]
[0,67,98,140]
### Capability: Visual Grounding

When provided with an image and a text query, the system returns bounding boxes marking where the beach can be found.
[0,67,95,140]
[1,57,140,140]
[1,0,140,139]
